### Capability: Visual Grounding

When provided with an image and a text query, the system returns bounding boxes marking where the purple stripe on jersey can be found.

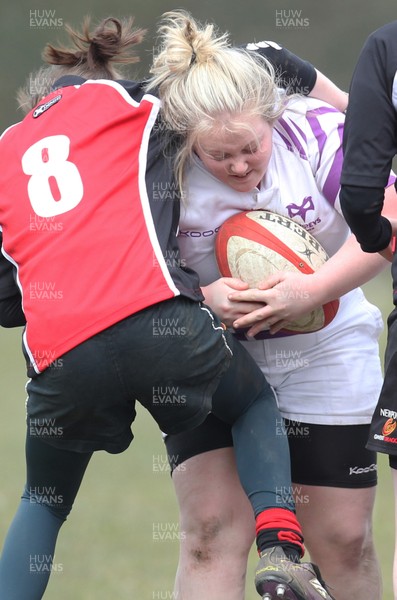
[322,122,344,206]
[306,107,342,166]
[306,107,344,206]
[277,117,307,159]
[273,127,294,152]
[308,106,339,116]
[289,119,307,144]
[306,113,327,170]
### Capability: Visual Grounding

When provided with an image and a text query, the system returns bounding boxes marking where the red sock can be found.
[255,507,305,558]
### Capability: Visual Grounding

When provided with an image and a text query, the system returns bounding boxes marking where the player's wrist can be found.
[303,272,334,310]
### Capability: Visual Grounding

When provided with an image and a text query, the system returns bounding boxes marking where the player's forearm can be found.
[312,184,397,301]
[309,234,388,305]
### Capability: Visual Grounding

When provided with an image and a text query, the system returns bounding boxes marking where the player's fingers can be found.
[244,319,276,337]
[228,288,269,302]
[244,316,288,337]
[232,306,271,329]
[223,277,250,290]
[256,273,285,290]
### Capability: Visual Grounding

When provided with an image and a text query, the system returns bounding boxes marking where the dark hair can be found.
[17,16,146,115]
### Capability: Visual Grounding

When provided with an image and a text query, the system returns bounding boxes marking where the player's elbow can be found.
[340,184,385,218]
[0,298,26,327]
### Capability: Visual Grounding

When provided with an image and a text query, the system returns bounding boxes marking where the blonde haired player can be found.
[148,10,397,599]
[0,16,329,600]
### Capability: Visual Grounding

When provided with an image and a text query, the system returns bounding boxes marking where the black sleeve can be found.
[242,41,317,95]
[339,185,392,252]
[341,23,397,189]
[340,22,397,252]
[0,237,26,327]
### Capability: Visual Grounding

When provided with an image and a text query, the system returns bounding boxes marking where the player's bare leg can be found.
[294,484,381,600]
[172,447,333,600]
[172,448,255,600]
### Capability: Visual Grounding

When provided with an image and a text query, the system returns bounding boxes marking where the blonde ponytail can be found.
[147,10,285,193]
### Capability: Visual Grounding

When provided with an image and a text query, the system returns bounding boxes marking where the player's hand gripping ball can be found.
[215,209,339,338]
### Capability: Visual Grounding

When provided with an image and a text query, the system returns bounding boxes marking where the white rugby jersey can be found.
[178,97,387,424]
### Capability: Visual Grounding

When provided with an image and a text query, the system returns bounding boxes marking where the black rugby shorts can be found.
[165,414,377,488]
[26,297,232,454]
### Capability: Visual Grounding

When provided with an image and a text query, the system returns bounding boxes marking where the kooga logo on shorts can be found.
[349,464,377,476]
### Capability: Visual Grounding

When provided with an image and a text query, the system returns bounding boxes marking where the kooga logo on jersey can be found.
[32,95,62,119]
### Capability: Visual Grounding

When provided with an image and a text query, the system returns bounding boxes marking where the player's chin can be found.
[227,177,256,192]
[227,172,263,192]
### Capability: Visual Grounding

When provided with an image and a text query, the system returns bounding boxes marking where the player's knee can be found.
[186,515,224,563]
[308,520,374,567]
[22,486,71,522]
[183,512,254,565]
[334,523,374,565]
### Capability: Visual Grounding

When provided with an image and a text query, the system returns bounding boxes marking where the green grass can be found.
[0,270,395,599]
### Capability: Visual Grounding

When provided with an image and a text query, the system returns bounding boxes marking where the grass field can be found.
[0,271,395,599]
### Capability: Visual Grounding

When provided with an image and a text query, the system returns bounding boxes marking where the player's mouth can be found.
[230,170,252,180]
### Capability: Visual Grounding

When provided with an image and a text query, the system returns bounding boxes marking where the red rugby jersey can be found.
[0,77,202,373]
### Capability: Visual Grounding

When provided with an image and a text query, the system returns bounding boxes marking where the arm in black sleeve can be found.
[339,185,392,252]
[0,296,25,327]
[0,238,26,327]
[340,22,397,249]
[242,41,317,95]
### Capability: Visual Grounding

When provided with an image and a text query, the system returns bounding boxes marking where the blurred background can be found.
[1,0,397,598]
[1,0,397,131]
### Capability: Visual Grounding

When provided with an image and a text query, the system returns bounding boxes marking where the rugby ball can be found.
[215,210,339,338]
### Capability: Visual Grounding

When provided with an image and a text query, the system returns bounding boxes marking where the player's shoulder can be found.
[54,76,158,109]
[0,121,21,142]
[368,20,397,43]
[244,40,283,53]
[283,97,341,128]
[241,41,292,71]
[363,20,397,61]
[81,78,158,106]
[273,98,342,163]
[276,97,324,133]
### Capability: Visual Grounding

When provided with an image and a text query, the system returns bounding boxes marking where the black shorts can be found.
[368,307,397,462]
[26,297,232,454]
[165,414,377,488]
